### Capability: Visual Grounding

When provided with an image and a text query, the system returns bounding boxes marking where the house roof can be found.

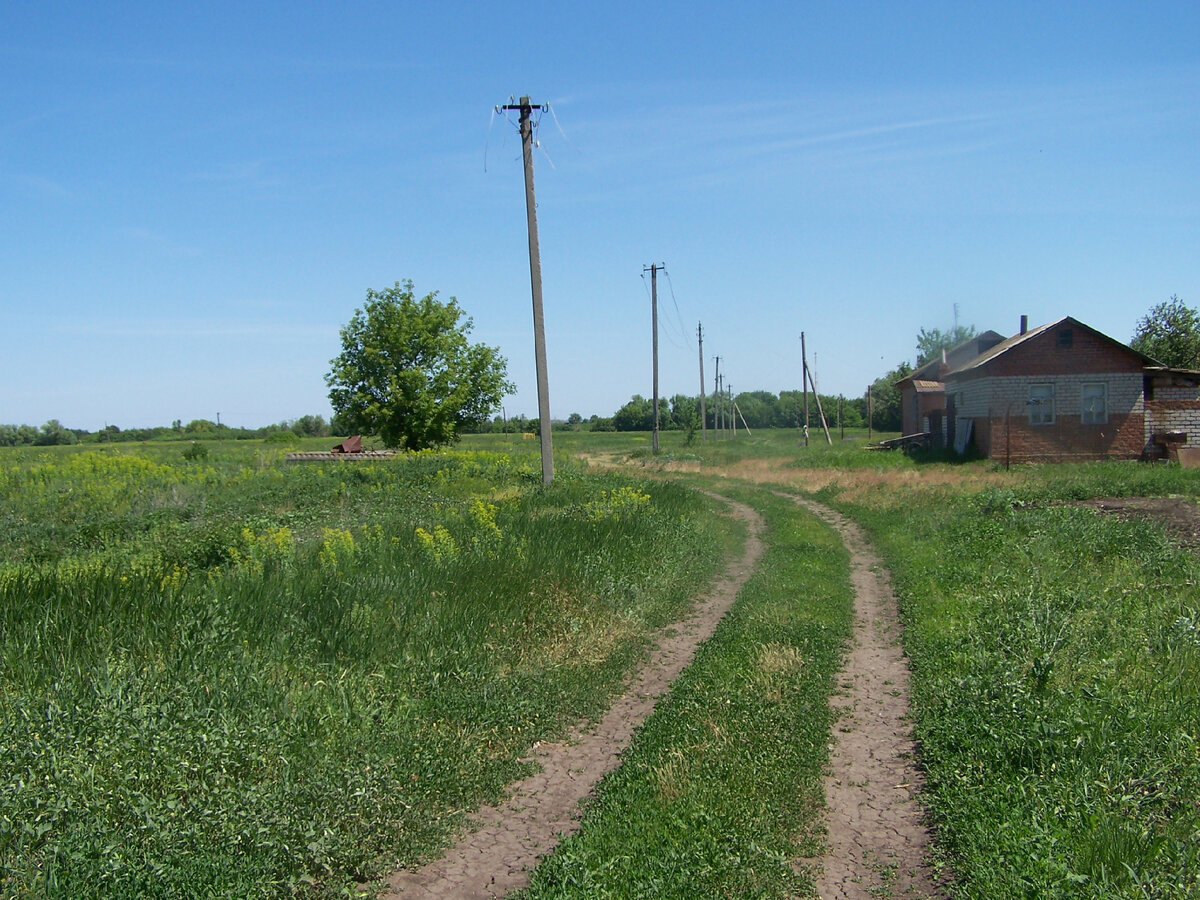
[896,330,1007,387]
[1145,366,1200,383]
[944,316,1159,377]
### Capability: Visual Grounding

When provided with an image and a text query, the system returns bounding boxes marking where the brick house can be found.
[1143,367,1200,459]
[895,331,1005,441]
[942,317,1155,463]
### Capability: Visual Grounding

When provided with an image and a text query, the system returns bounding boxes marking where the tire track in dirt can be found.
[788,497,948,900]
[380,493,764,899]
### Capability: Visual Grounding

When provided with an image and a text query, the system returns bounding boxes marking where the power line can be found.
[661,269,690,347]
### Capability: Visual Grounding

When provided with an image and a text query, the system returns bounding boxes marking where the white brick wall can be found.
[947,373,1143,420]
[1155,385,1198,402]
[1146,406,1200,436]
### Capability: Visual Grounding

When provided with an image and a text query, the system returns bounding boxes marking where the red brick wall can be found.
[987,326,1143,377]
[984,413,1145,462]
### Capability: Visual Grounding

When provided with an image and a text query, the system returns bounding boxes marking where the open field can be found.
[0,440,727,897]
[4,430,1199,898]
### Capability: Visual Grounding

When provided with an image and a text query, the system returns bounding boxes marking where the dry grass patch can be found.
[716,457,1024,503]
[525,587,641,671]
[752,641,807,702]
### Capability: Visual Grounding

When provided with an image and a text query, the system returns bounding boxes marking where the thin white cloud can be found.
[9,172,73,200]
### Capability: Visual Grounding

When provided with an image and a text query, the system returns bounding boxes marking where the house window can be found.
[1029,384,1055,425]
[1057,329,1074,348]
[1081,383,1108,424]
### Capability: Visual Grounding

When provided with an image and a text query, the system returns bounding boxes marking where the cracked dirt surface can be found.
[792,497,948,900]
[380,494,764,898]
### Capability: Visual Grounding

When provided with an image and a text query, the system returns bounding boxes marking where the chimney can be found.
[1020,315,1028,335]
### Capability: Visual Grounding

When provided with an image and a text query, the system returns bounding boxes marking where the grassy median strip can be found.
[518,485,853,900]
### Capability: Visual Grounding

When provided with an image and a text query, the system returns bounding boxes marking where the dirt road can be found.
[791,497,947,899]
[381,495,764,898]
[381,491,945,898]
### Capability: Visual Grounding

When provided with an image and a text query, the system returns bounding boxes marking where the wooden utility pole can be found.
[501,96,554,484]
[729,386,735,438]
[697,323,707,443]
[713,358,722,439]
[801,333,810,446]
[645,263,664,455]
[735,399,752,435]
[807,363,833,445]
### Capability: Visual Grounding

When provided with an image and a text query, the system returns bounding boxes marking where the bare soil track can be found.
[380,490,947,898]
[381,494,764,898]
[790,497,947,900]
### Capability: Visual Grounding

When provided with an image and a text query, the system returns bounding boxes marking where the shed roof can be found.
[911,379,944,393]
[896,330,1007,387]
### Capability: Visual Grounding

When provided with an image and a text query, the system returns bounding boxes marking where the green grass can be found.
[0,442,728,898]
[819,462,1200,898]
[465,426,900,468]
[517,485,853,899]
[8,431,1198,899]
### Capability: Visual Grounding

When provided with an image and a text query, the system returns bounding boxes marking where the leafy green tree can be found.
[866,362,913,432]
[1131,295,1200,368]
[326,281,512,450]
[916,324,978,366]
[34,419,78,446]
[612,395,655,431]
[589,415,615,432]
[668,394,699,430]
[832,395,865,429]
[292,414,330,437]
[776,391,804,429]
[733,391,779,429]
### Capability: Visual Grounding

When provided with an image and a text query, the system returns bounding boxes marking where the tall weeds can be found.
[0,444,725,898]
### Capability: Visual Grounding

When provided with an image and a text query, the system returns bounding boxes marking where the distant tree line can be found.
[0,415,336,447]
[470,390,879,436]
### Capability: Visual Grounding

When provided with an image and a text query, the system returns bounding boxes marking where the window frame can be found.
[1028,383,1055,426]
[1081,382,1108,425]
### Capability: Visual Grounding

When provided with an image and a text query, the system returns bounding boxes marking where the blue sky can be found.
[3,2,1198,430]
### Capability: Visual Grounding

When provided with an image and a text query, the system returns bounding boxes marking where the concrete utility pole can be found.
[713,357,722,439]
[501,96,553,484]
[697,323,707,443]
[728,383,736,437]
[645,263,664,455]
